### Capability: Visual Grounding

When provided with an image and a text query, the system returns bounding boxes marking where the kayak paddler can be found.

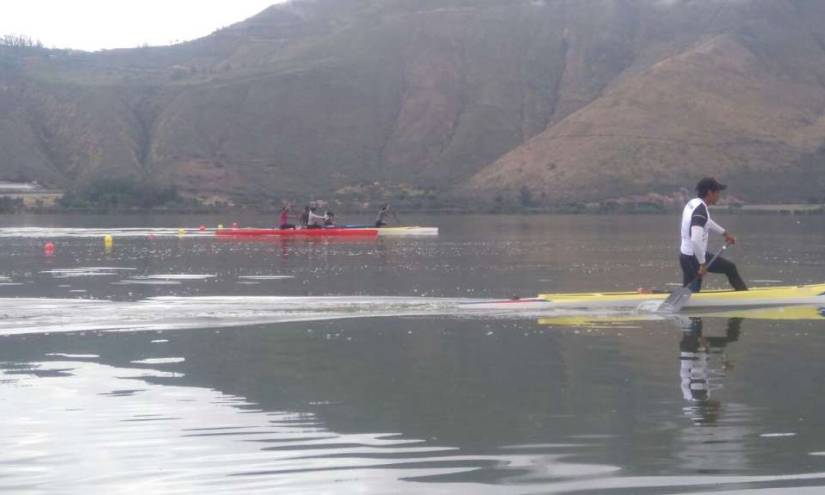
[375,203,399,227]
[279,204,296,230]
[299,206,310,227]
[307,206,326,228]
[679,177,747,293]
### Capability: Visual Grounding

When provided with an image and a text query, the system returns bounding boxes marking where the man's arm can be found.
[708,218,736,244]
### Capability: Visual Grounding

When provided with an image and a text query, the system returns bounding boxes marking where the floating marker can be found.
[44,241,55,256]
[199,225,206,231]
[178,228,186,237]
[218,224,223,229]
[104,234,113,246]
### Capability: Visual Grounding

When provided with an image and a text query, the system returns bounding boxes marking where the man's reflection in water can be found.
[679,317,743,420]
[677,317,750,472]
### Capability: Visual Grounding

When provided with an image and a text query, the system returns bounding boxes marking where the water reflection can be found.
[0,332,621,494]
[679,317,742,407]
[677,317,753,474]
[3,358,479,493]
[3,315,825,493]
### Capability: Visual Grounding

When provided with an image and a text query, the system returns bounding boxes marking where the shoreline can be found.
[2,203,823,216]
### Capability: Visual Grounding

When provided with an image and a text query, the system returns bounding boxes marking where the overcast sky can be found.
[0,0,285,51]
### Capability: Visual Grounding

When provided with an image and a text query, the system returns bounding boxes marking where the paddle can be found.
[657,244,729,313]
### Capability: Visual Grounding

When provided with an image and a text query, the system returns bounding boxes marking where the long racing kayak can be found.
[216,227,378,237]
[462,283,825,311]
[215,226,438,237]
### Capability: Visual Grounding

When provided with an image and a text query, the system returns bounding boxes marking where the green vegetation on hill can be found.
[57,177,191,210]
[0,196,24,213]
[0,34,42,48]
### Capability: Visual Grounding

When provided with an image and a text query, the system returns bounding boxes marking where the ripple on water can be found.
[3,357,825,494]
[0,359,577,493]
[129,274,216,281]
[44,353,100,359]
[130,357,186,365]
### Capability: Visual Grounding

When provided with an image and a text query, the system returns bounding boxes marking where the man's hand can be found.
[723,231,736,245]
[698,263,708,277]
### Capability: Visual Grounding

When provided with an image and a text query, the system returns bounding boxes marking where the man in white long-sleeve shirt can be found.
[679,177,747,292]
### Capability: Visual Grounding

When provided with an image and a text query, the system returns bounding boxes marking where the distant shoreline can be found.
[3,181,822,215]
[2,203,823,216]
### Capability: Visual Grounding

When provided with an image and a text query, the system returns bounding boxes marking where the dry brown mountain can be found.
[467,0,825,204]
[2,0,825,206]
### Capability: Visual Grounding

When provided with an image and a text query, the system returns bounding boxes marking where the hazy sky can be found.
[0,0,285,51]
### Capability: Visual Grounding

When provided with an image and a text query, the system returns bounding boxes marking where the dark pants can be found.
[680,253,747,292]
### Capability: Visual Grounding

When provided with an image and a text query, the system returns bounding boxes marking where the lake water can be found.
[1,213,825,494]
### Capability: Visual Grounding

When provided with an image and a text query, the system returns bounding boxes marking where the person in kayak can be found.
[299,206,310,227]
[375,203,399,227]
[279,204,296,229]
[324,211,336,226]
[307,206,326,228]
[679,177,747,292]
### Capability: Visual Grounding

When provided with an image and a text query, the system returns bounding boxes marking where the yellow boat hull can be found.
[538,305,825,326]
[537,283,825,309]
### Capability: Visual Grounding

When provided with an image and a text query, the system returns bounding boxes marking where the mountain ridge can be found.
[1,0,824,206]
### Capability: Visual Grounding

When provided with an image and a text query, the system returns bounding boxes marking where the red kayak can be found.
[215,227,378,237]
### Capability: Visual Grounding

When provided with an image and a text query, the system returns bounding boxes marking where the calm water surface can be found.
[1,213,825,494]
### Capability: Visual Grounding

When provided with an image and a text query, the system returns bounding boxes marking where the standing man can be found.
[679,177,747,292]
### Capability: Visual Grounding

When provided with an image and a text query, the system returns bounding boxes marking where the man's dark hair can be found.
[696,177,727,197]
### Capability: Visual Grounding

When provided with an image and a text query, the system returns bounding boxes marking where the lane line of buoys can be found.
[39,222,247,258]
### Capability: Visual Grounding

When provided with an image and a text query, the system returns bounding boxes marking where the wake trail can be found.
[0,295,634,336]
